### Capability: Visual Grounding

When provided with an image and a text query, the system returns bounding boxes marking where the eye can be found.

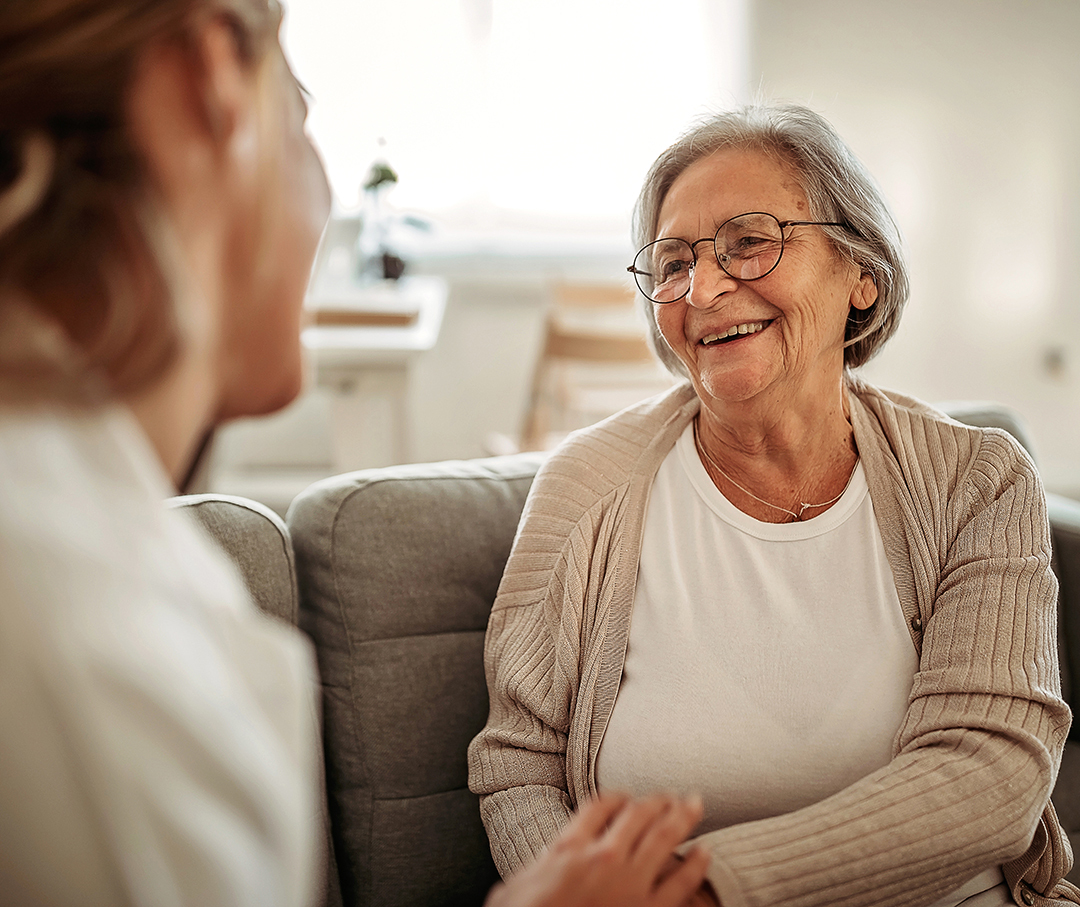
[727,232,780,259]
[658,256,691,279]
[647,240,692,280]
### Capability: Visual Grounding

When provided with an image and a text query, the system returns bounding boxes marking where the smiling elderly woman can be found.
[469,105,1079,907]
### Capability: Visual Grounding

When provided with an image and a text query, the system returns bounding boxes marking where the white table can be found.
[303,275,447,473]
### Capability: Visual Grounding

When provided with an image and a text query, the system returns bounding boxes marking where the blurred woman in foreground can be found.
[0,2,707,904]
[0,1,329,903]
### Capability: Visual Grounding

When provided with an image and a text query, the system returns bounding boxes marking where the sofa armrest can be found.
[168,493,299,627]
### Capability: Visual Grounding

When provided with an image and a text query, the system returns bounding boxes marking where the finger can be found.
[600,795,674,859]
[559,792,631,844]
[654,846,711,907]
[630,796,704,880]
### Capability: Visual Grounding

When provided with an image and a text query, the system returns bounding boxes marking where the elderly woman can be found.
[469,104,1078,907]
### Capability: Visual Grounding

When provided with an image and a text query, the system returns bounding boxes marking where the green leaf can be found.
[363,161,399,191]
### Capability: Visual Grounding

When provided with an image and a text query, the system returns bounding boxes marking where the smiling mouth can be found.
[700,320,772,346]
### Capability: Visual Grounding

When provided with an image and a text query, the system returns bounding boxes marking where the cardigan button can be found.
[911,616,923,632]
[1021,886,1035,906]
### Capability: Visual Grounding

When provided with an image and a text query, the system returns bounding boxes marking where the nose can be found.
[685,254,737,309]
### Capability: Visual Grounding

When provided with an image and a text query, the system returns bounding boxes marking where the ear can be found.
[850,271,879,311]
[191,16,261,148]
[126,16,260,213]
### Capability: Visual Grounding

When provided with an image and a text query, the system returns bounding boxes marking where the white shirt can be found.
[597,423,918,826]
[596,423,1008,907]
[0,405,319,907]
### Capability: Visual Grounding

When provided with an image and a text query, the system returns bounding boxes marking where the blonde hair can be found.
[0,0,282,403]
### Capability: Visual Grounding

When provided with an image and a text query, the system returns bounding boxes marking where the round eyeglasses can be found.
[627,212,847,304]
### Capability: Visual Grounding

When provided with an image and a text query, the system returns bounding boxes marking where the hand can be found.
[656,856,721,907]
[485,793,711,907]
[683,885,721,907]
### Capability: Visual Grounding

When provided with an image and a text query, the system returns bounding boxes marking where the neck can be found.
[698,373,852,464]
[123,348,219,490]
[694,374,858,522]
[122,200,227,490]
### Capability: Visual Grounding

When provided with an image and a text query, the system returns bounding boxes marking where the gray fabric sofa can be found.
[170,409,1080,906]
[176,454,543,907]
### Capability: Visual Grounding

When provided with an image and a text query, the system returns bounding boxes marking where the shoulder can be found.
[847,374,1041,514]
[0,406,157,574]
[0,406,318,906]
[531,383,698,503]
[0,404,281,646]
[850,375,1030,468]
[495,384,698,609]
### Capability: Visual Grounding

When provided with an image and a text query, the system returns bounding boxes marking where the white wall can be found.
[748,0,1080,494]
[214,0,1080,511]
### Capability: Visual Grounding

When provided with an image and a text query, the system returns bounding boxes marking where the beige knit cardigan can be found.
[468,376,1080,907]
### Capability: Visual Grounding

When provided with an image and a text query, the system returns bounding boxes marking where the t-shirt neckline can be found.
[675,423,869,541]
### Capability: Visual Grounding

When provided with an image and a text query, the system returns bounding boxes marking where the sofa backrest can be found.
[287,453,544,907]
[1048,493,1080,718]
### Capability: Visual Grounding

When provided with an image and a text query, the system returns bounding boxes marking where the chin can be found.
[216,365,304,423]
[695,365,776,406]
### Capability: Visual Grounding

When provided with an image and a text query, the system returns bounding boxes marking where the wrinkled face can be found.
[217,47,331,421]
[652,148,875,411]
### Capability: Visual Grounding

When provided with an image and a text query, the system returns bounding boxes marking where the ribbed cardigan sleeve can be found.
[464,462,601,874]
[693,402,1074,907]
[467,387,698,877]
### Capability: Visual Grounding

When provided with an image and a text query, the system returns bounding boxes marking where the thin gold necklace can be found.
[692,417,859,522]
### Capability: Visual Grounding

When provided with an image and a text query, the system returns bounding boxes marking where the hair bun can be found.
[0,130,55,238]
[0,131,20,189]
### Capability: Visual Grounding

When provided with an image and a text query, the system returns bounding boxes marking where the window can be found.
[282,0,748,231]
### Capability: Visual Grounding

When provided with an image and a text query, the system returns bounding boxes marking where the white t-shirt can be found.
[0,405,319,907]
[596,423,1008,906]
[597,422,917,820]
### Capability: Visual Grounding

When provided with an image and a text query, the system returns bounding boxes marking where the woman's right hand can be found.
[485,793,711,907]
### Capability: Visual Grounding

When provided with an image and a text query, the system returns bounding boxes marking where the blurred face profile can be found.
[217,45,331,422]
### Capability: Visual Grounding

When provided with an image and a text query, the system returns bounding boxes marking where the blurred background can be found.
[207,0,1080,515]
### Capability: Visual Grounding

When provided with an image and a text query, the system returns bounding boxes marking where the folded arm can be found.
[688,435,1070,907]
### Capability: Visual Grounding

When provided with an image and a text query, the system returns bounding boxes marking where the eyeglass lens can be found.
[632,213,786,303]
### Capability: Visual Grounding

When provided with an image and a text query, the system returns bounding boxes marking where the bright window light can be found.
[281,0,748,226]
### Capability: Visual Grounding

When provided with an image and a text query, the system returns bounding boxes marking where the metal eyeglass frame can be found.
[627,211,847,303]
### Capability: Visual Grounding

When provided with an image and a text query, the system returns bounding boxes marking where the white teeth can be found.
[702,321,768,345]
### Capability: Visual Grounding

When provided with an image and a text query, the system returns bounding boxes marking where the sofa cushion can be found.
[288,453,543,907]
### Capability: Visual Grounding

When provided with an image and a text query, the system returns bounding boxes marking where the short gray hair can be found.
[633,104,908,374]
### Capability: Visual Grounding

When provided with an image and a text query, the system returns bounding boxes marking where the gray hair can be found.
[632,104,909,375]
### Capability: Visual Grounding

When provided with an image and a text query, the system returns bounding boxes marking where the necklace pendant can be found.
[692,416,858,524]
